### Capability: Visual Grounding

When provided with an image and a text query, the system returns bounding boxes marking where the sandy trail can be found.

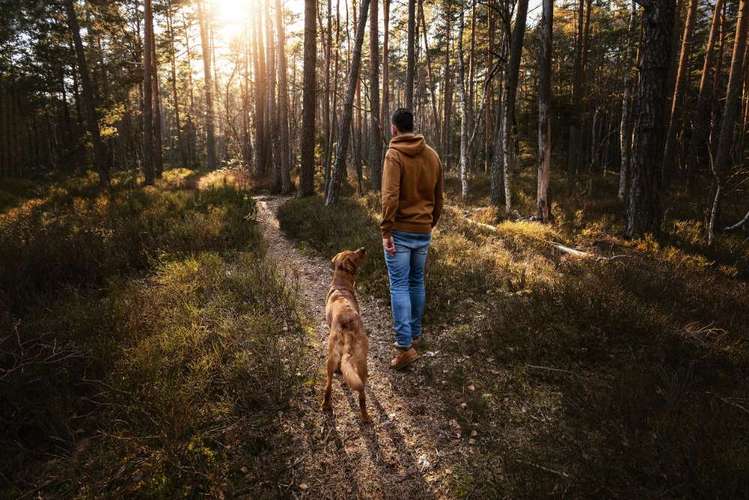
[256,196,465,499]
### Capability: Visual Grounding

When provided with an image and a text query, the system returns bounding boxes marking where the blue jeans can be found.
[384,230,431,349]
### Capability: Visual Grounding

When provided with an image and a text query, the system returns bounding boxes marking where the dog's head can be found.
[331,247,367,274]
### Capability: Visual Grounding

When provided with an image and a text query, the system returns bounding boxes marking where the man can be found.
[381,108,444,370]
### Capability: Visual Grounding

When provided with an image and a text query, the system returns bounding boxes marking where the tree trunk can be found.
[63,0,109,187]
[708,0,749,243]
[499,0,529,213]
[197,0,217,170]
[253,12,267,177]
[299,0,317,196]
[537,0,553,222]
[381,0,390,143]
[266,0,279,192]
[619,0,637,201]
[325,0,371,205]
[567,0,586,187]
[323,0,333,185]
[662,0,699,184]
[142,0,156,184]
[151,26,164,178]
[183,17,198,167]
[406,0,416,110]
[627,0,676,238]
[166,0,187,168]
[441,0,453,169]
[457,2,469,199]
[369,0,382,190]
[276,0,292,193]
[685,0,724,187]
[419,0,440,147]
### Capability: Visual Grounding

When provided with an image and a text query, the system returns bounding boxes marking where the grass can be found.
[0,168,312,497]
[277,174,749,498]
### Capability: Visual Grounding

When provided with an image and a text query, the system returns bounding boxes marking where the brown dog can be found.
[322,248,370,422]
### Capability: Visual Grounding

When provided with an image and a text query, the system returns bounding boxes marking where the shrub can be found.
[0,169,309,497]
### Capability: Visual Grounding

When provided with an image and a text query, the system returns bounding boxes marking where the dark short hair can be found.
[391,108,414,133]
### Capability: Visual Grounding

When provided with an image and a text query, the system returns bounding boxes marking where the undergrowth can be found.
[277,185,749,498]
[0,168,311,497]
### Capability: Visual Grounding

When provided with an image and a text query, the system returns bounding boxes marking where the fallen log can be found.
[724,209,749,231]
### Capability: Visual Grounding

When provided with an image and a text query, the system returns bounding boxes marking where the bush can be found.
[278,189,749,497]
[0,169,310,497]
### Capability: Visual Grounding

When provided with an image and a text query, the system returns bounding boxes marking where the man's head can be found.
[391,108,414,137]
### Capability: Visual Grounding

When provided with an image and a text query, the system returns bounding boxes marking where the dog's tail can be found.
[336,310,364,393]
[340,350,363,392]
[333,307,364,392]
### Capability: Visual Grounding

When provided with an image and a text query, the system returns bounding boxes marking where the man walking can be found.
[381,108,444,370]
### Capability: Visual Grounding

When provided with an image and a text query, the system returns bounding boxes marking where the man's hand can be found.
[383,236,396,256]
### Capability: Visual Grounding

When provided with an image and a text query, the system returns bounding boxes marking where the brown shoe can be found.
[390,348,419,370]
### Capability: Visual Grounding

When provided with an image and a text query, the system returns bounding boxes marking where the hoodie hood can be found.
[389,133,426,157]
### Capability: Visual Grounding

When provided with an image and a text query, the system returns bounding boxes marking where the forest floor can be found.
[255,196,469,498]
[2,168,748,498]
[274,176,749,498]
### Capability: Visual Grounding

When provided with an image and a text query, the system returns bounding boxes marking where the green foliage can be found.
[278,189,749,498]
[0,174,257,316]
[0,169,309,497]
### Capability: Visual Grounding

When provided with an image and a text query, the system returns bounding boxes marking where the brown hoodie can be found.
[380,133,443,238]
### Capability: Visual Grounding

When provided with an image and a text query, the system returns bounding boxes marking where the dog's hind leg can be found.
[321,353,337,412]
[358,390,371,423]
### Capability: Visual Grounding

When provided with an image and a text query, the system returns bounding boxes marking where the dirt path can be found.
[256,196,467,499]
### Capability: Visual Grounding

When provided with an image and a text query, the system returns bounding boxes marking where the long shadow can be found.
[319,398,362,499]
[367,385,435,499]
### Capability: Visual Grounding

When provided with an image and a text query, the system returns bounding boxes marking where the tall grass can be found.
[277,189,749,497]
[0,169,311,497]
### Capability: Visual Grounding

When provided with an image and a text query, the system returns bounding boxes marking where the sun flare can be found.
[209,0,255,42]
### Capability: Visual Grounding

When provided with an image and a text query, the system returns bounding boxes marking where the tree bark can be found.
[369,0,382,190]
[537,0,553,222]
[166,0,187,168]
[708,0,749,244]
[323,0,333,184]
[457,2,469,198]
[197,0,216,170]
[253,11,268,177]
[266,0,279,192]
[419,0,440,147]
[276,0,292,193]
[662,0,699,184]
[627,0,676,238]
[143,0,156,184]
[300,0,318,196]
[325,0,371,205]
[619,0,638,201]
[63,0,109,187]
[441,0,453,169]
[685,0,724,187]
[567,0,586,187]
[151,24,164,178]
[381,0,390,143]
[406,0,416,110]
[499,0,529,213]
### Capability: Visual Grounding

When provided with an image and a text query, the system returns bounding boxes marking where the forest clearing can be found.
[2,0,749,497]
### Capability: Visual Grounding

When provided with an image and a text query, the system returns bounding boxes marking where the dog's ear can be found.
[330,254,338,270]
[356,247,367,256]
